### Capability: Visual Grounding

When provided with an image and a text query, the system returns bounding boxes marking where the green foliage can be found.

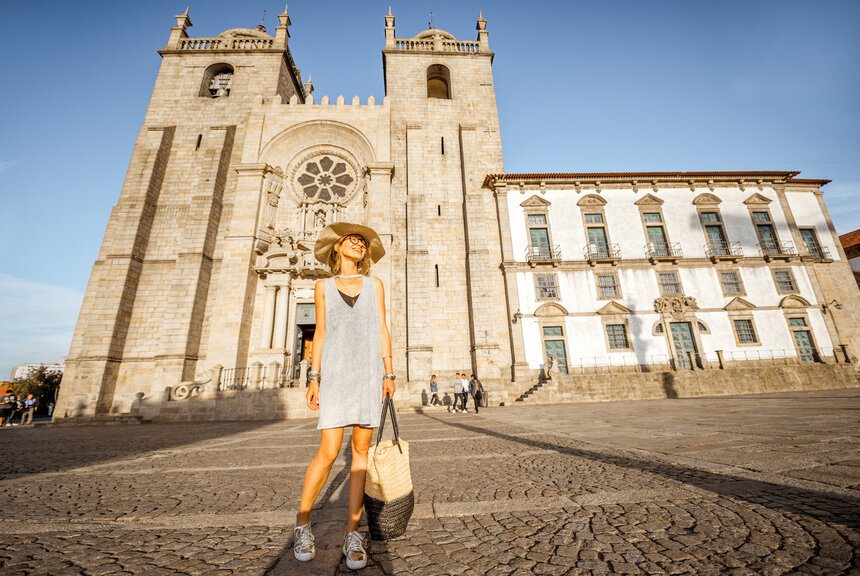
[9,367,62,414]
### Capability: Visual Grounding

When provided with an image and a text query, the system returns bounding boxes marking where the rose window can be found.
[296,156,354,202]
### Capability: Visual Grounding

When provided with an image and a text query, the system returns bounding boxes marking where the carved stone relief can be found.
[654,296,699,320]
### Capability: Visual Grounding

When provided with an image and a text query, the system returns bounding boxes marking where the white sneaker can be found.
[294,523,315,562]
[343,530,368,570]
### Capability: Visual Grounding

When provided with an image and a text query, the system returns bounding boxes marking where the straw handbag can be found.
[364,393,414,540]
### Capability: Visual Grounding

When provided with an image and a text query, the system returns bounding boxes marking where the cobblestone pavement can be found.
[0,389,858,575]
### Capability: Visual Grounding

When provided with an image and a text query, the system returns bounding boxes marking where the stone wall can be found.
[514,363,860,406]
[108,362,858,422]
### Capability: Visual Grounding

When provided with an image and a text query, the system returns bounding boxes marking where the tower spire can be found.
[384,7,396,47]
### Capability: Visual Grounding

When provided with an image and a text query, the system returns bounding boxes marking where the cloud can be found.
[0,274,83,379]
[0,160,18,173]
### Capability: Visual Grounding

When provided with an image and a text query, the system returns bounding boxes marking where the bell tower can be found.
[383,11,511,388]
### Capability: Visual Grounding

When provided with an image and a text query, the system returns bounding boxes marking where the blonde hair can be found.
[328,238,372,276]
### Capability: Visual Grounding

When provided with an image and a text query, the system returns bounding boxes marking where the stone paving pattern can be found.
[0,389,858,575]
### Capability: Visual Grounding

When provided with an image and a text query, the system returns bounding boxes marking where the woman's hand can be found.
[382,379,396,400]
[306,381,320,411]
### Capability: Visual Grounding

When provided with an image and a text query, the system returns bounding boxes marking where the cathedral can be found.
[55,7,859,421]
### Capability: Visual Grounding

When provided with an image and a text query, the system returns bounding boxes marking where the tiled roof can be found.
[840,229,860,250]
[482,171,831,188]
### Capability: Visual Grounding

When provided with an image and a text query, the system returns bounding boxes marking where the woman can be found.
[293,222,395,571]
[429,375,440,406]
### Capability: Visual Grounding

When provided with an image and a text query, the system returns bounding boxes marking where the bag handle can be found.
[375,392,403,454]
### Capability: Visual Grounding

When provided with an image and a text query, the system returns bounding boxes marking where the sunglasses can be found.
[343,235,369,249]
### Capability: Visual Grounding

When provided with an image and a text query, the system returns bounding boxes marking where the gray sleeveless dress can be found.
[317,276,385,430]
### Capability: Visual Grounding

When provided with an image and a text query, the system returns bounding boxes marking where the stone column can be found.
[272,281,291,349]
[259,284,277,348]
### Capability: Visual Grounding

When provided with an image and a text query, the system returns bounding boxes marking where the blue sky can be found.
[1,0,858,377]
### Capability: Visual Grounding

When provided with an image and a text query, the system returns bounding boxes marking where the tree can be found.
[10,367,62,415]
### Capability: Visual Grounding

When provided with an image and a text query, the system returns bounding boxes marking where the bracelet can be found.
[308,370,320,377]
[382,355,392,359]
[383,373,396,381]
[308,376,320,385]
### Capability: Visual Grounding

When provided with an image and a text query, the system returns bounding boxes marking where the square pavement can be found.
[0,389,858,575]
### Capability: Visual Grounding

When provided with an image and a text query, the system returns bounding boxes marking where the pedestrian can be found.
[469,374,484,413]
[21,394,37,425]
[48,402,54,417]
[429,375,440,406]
[450,373,463,412]
[293,223,393,571]
[0,390,13,427]
[5,392,19,426]
[459,373,469,413]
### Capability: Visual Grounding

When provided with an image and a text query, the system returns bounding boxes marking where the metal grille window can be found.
[774,270,797,293]
[658,272,681,295]
[643,212,662,223]
[543,326,563,337]
[597,274,620,298]
[720,271,743,295]
[789,317,807,328]
[527,214,547,225]
[701,212,720,223]
[536,274,559,299]
[584,213,604,224]
[606,324,629,350]
[753,211,771,223]
[733,319,758,344]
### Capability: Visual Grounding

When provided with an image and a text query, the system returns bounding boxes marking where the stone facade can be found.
[55,8,859,421]
[490,173,860,384]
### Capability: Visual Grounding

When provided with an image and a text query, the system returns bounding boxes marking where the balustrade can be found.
[178,37,275,51]
[583,243,621,262]
[705,241,743,261]
[758,240,798,260]
[645,241,683,262]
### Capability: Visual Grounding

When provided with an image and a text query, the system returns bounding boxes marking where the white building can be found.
[487,171,856,375]
[11,363,65,380]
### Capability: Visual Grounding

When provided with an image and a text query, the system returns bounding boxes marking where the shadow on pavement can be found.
[425,413,860,531]
[0,419,284,479]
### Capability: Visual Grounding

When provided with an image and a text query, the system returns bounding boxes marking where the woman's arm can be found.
[375,277,395,398]
[307,279,326,410]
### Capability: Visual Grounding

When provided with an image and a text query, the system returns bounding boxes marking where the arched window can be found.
[200,63,234,98]
[427,64,451,99]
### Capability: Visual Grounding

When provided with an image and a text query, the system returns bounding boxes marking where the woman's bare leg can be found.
[346,425,374,533]
[296,427,344,526]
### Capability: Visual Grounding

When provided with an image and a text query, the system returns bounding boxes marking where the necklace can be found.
[335,274,363,279]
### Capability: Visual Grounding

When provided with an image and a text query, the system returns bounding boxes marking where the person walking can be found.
[429,375,440,406]
[21,394,37,425]
[469,374,484,413]
[293,223,394,571]
[0,390,13,427]
[459,373,469,413]
[5,392,19,426]
[451,373,464,412]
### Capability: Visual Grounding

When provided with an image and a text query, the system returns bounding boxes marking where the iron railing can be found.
[645,241,683,261]
[526,244,562,262]
[583,243,621,261]
[705,241,744,260]
[759,240,798,258]
[549,347,840,376]
[807,245,832,261]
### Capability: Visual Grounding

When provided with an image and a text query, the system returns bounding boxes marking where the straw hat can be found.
[313,222,385,265]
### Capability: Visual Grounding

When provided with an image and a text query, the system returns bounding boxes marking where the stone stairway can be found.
[515,379,556,403]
